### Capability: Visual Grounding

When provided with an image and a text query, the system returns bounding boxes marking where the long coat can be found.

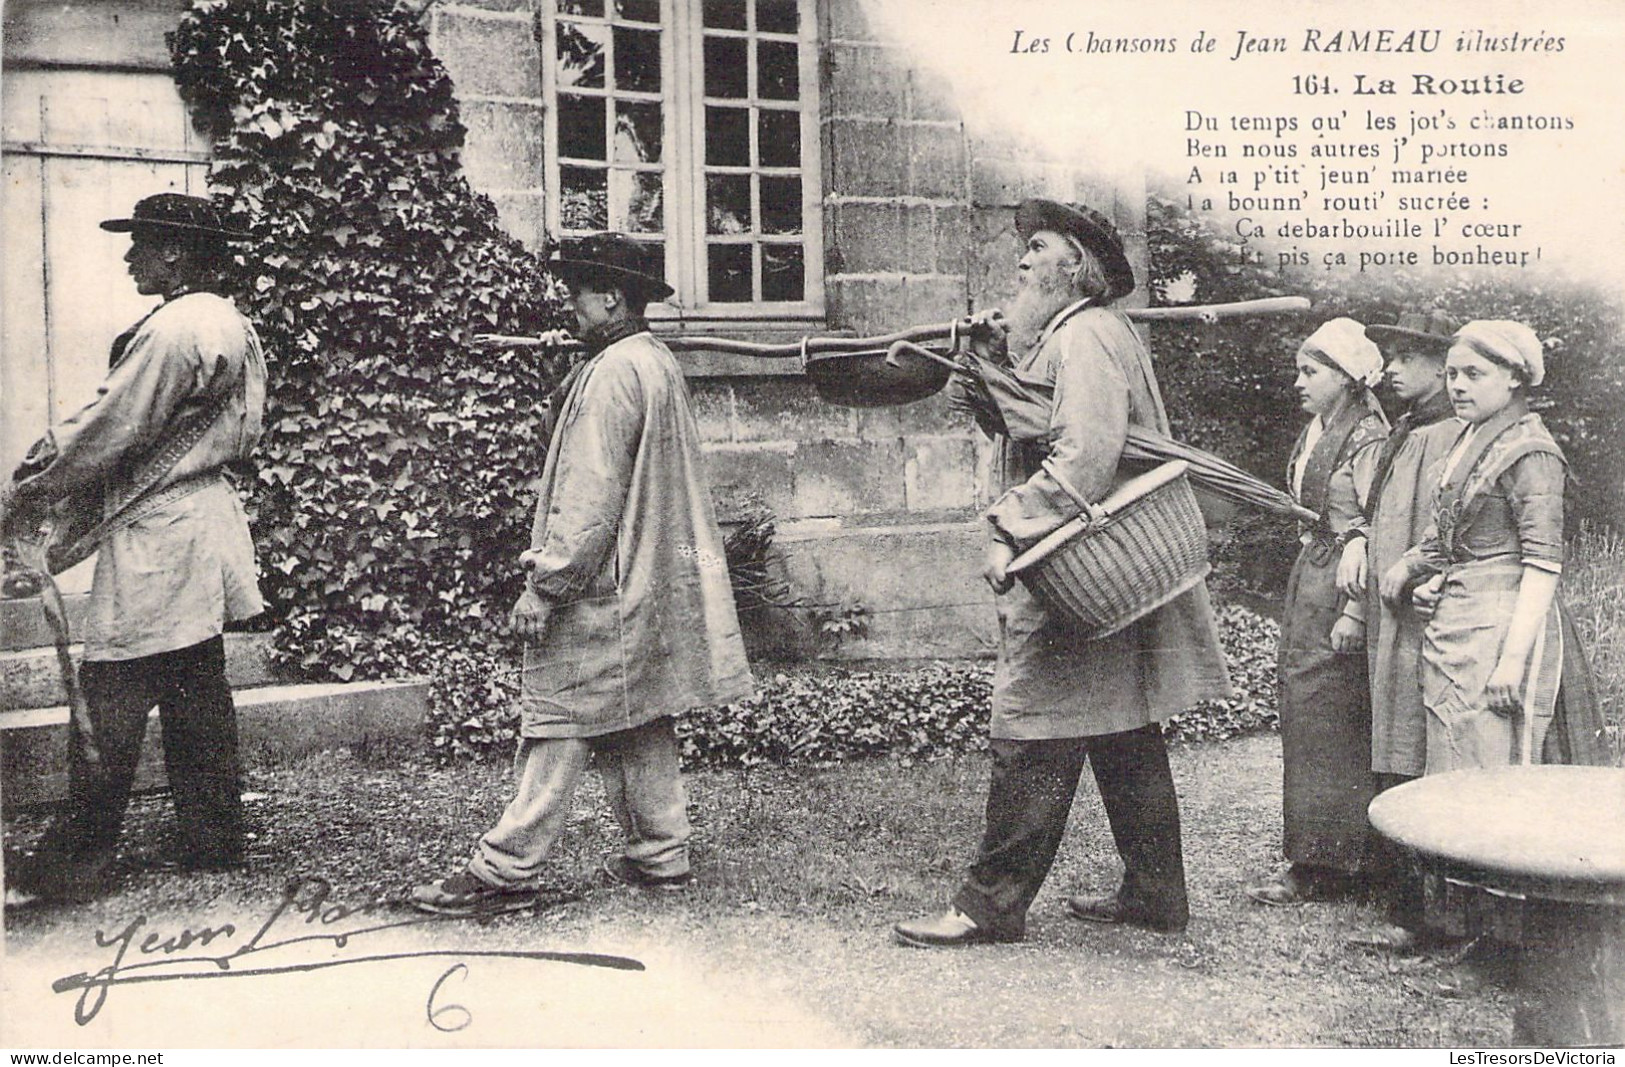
[11,292,266,661]
[516,331,753,738]
[981,303,1232,740]
[1363,391,1461,776]
[1278,401,1387,874]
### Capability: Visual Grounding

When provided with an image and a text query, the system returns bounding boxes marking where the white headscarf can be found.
[1299,318,1383,388]
[1451,320,1546,388]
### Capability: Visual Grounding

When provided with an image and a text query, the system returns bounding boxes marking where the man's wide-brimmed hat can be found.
[100,193,249,241]
[547,232,674,302]
[1014,198,1136,300]
[1366,307,1460,353]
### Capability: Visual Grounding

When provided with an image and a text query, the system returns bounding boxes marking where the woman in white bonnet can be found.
[1381,320,1607,771]
[1248,319,1390,906]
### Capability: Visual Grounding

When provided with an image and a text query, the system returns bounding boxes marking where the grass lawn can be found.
[3,733,1514,1048]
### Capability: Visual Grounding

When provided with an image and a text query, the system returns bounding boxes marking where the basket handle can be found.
[1007,460,1193,579]
[1095,460,1191,519]
[1041,458,1104,525]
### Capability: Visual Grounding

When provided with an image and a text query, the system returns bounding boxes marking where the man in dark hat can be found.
[3,193,266,906]
[1337,308,1461,950]
[893,200,1232,946]
[411,233,752,915]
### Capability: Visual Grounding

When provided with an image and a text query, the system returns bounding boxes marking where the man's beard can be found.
[1005,266,1078,356]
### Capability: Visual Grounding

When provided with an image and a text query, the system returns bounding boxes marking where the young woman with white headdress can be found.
[1248,318,1389,906]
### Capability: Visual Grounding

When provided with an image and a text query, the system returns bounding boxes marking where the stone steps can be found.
[1,593,87,652]
[2,632,284,710]
[2,595,431,812]
[1,678,430,811]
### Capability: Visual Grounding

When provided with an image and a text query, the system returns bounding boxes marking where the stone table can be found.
[1369,766,1625,1046]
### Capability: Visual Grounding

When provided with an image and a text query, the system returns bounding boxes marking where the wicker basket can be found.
[1006,460,1210,640]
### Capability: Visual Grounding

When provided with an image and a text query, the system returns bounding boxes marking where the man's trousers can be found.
[22,635,245,894]
[952,724,1188,940]
[468,716,690,888]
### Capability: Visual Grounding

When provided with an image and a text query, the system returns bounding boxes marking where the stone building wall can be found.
[432,0,1149,659]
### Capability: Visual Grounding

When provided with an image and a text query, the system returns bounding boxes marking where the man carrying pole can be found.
[411,233,752,915]
[4,193,266,906]
[893,200,1232,946]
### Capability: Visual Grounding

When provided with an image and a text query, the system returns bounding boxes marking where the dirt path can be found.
[3,734,1511,1048]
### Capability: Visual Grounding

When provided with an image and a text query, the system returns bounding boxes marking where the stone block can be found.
[825,275,873,333]
[969,154,1040,207]
[856,388,960,438]
[905,275,967,323]
[972,433,998,509]
[687,380,736,443]
[2,594,86,653]
[907,68,960,122]
[731,377,856,443]
[1070,172,1122,217]
[908,124,967,199]
[829,200,903,274]
[442,0,530,11]
[775,521,996,659]
[829,118,904,197]
[2,633,285,712]
[933,205,971,276]
[791,439,907,517]
[1120,231,1151,296]
[827,275,908,336]
[1040,164,1082,202]
[904,435,978,511]
[899,203,936,273]
[459,99,547,192]
[434,11,542,98]
[825,0,880,41]
[827,43,906,118]
[2,680,429,810]
[3,0,187,70]
[703,442,796,520]
[967,207,1022,305]
[489,191,547,250]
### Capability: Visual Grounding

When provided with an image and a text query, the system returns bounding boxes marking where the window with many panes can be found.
[540,0,823,319]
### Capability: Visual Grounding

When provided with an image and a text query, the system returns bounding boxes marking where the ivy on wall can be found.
[169,0,571,712]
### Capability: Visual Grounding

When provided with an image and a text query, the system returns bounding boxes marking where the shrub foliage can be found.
[168,1,570,693]
[1148,192,1625,597]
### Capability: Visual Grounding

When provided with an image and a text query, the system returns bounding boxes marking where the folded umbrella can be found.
[0,503,99,768]
[910,345,1316,524]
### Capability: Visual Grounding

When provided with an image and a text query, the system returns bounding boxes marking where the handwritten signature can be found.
[48,876,644,1027]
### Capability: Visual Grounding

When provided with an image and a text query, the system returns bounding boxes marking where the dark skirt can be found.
[1544,607,1613,767]
[1278,540,1377,875]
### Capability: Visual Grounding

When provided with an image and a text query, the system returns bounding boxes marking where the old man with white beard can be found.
[894,200,1232,947]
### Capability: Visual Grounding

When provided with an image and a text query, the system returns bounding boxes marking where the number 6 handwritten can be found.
[427,963,472,1032]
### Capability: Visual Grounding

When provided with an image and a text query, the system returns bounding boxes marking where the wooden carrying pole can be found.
[474,296,1312,356]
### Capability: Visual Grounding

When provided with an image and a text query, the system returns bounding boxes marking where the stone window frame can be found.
[539,0,826,327]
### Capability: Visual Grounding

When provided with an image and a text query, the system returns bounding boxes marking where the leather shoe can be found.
[1344,922,1421,953]
[410,872,540,916]
[893,907,1015,948]
[1241,863,1345,902]
[1066,892,1187,933]
[600,856,694,891]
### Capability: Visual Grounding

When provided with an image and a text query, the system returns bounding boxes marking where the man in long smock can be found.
[412,233,752,915]
[894,201,1232,946]
[4,194,266,906]
[1336,310,1459,948]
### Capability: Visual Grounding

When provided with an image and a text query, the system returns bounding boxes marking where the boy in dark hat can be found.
[412,233,752,915]
[1337,308,1461,949]
[4,193,266,906]
[893,200,1232,946]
